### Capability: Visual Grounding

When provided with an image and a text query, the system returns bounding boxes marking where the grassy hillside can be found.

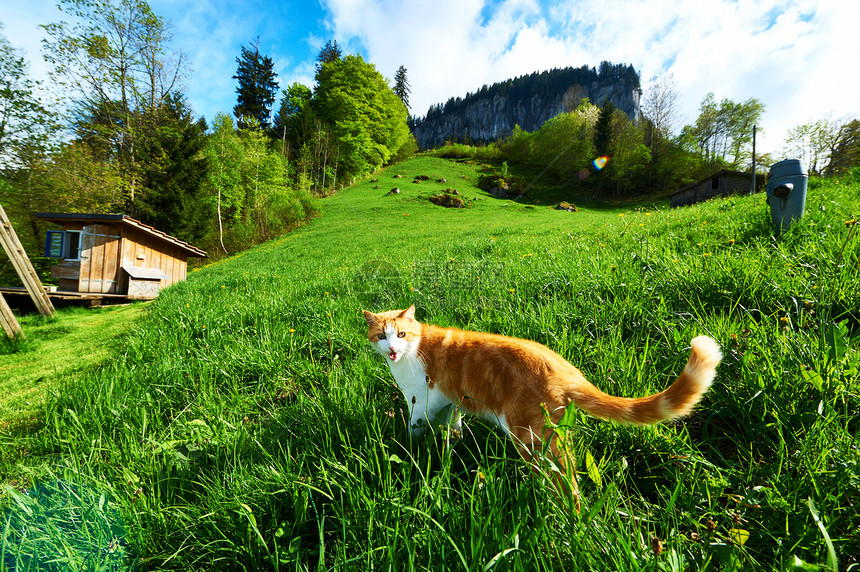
[0,304,146,422]
[2,156,859,570]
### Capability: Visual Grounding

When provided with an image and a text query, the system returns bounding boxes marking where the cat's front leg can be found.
[451,411,463,432]
[407,396,431,436]
[406,387,451,436]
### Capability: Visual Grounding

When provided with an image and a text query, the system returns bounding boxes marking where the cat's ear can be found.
[362,310,377,327]
[401,305,416,321]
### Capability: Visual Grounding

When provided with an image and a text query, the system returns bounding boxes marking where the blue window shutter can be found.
[45,230,64,258]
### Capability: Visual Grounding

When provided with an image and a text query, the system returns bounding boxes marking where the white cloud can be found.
[321,0,491,106]
[3,0,858,157]
[323,0,860,155]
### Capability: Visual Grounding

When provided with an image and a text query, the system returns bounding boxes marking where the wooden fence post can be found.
[0,203,56,319]
[0,291,23,340]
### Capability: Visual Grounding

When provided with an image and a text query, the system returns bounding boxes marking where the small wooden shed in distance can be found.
[35,213,207,300]
[670,170,765,208]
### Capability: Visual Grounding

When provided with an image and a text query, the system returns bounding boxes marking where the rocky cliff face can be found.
[411,78,640,150]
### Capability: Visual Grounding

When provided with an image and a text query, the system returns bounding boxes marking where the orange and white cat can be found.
[362,305,722,499]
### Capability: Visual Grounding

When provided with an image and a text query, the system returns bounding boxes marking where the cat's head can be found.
[362,305,422,364]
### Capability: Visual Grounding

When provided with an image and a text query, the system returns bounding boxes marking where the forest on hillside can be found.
[414,62,639,122]
[0,2,411,270]
[419,70,859,197]
[1,0,859,277]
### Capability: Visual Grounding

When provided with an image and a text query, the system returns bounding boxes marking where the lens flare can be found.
[592,156,609,170]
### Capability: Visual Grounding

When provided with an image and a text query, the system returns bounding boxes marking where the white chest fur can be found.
[387,356,454,435]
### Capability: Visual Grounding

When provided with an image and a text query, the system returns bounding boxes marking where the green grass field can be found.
[0,304,147,423]
[1,155,859,570]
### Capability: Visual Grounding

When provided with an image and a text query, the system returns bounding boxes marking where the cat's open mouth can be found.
[388,351,399,361]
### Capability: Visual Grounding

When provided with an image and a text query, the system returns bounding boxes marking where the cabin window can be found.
[44,230,82,260]
[710,177,720,191]
[64,230,82,260]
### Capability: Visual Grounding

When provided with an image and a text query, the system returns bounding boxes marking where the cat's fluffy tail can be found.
[572,336,722,425]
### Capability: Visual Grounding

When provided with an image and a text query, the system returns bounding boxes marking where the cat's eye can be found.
[377,333,386,340]
[397,332,406,338]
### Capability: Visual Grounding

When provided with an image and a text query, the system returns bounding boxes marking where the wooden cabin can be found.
[670,170,765,208]
[35,213,206,300]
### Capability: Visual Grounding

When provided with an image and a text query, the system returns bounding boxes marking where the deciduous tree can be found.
[0,27,58,168]
[827,119,860,176]
[690,92,764,169]
[202,114,316,256]
[783,117,844,176]
[42,0,187,209]
[270,82,313,157]
[0,141,123,250]
[607,107,650,193]
[642,72,679,188]
[204,113,243,254]
[313,54,409,180]
[642,72,679,139]
[529,103,596,181]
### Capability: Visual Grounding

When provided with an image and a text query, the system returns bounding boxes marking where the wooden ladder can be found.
[0,203,56,338]
[0,292,22,339]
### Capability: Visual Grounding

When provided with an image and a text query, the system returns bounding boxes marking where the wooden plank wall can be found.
[79,224,122,293]
[120,228,188,289]
[722,173,751,195]
[671,175,753,207]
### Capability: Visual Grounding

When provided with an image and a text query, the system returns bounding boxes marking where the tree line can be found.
[414,62,639,125]
[434,71,860,196]
[0,0,413,267]
[267,40,413,197]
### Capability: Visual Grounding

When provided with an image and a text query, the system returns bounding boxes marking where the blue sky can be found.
[2,0,859,155]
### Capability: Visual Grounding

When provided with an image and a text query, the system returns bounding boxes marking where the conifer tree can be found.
[233,40,279,130]
[393,65,411,110]
[135,93,209,241]
[593,100,616,158]
[315,40,342,75]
